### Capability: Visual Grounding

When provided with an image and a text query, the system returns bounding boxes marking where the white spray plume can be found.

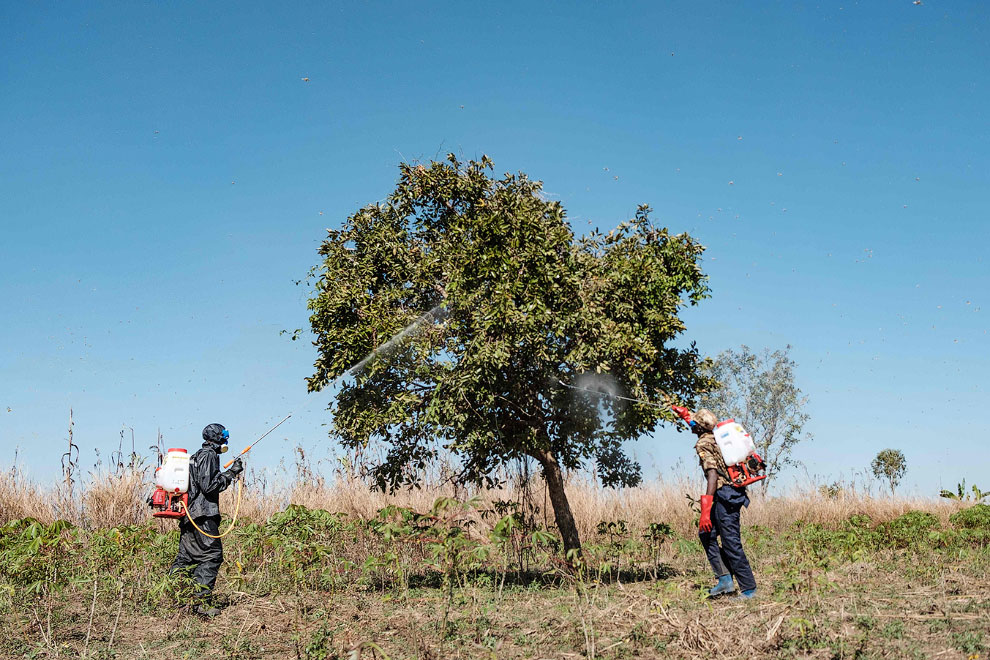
[558,376,667,410]
[572,373,625,411]
[347,303,447,376]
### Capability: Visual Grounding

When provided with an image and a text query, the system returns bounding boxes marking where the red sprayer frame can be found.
[726,453,767,487]
[150,488,187,519]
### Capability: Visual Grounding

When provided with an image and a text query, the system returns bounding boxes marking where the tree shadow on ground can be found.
[402,563,678,590]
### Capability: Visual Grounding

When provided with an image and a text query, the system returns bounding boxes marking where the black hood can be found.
[202,423,227,445]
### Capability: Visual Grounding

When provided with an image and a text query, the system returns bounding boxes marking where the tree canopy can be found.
[306,155,714,553]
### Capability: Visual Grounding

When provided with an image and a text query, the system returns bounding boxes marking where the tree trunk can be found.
[533,449,582,557]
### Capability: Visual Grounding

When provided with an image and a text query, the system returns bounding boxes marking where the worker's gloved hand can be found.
[699,495,714,533]
[227,458,244,476]
[671,405,693,423]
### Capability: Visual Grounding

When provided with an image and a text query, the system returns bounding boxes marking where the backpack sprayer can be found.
[149,304,441,532]
[670,406,766,487]
[150,415,292,537]
[559,379,766,488]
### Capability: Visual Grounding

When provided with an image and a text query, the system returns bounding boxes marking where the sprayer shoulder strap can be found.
[186,446,214,501]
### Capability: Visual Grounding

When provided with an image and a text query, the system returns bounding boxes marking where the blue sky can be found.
[1,1,987,495]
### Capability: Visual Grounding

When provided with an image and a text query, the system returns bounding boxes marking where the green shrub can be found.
[880,511,940,549]
[845,513,873,530]
[950,504,990,530]
[781,516,880,566]
[0,518,79,593]
[234,504,354,594]
[835,514,879,558]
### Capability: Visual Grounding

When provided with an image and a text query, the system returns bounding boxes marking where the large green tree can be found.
[306,155,713,554]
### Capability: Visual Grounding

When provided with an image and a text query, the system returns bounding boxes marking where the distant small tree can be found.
[871,449,907,496]
[698,345,811,489]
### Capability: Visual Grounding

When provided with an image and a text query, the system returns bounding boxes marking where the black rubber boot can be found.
[195,604,221,618]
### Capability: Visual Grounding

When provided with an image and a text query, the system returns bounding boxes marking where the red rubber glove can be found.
[699,495,714,533]
[671,405,693,423]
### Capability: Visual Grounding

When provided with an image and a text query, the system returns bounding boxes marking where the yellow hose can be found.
[177,477,244,539]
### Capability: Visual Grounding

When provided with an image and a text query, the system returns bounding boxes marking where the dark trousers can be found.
[170,515,224,601]
[699,485,757,592]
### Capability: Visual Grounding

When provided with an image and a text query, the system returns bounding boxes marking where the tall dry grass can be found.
[0,465,150,529]
[274,474,964,539]
[0,456,963,538]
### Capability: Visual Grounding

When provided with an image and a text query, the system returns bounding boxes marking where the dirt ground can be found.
[8,546,986,659]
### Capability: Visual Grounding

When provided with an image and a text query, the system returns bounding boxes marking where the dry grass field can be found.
[1,459,988,659]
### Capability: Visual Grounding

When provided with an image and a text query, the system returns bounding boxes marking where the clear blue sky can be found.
[1,1,987,495]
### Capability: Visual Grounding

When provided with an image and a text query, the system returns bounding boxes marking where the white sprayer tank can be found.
[155,448,190,493]
[714,420,756,465]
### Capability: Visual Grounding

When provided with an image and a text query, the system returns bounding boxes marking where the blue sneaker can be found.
[708,574,736,597]
[733,588,757,600]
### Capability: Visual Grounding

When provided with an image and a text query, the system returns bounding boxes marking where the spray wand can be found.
[223,413,293,469]
[556,379,693,428]
[171,414,295,540]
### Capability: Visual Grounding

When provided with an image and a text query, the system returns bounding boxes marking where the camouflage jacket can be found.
[694,431,731,490]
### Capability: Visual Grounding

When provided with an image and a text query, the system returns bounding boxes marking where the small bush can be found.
[949,503,990,530]
[0,518,79,593]
[846,513,873,530]
[880,511,940,549]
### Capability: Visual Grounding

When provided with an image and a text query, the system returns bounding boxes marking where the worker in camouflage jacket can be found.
[692,408,757,599]
[170,423,243,616]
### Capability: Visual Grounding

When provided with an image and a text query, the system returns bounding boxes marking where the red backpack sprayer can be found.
[148,305,442,531]
[151,306,444,529]
[150,415,292,537]
[671,406,766,487]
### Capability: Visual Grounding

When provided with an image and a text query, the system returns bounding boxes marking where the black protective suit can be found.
[170,423,242,602]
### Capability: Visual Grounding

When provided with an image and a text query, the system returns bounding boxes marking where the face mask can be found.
[219,428,230,453]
